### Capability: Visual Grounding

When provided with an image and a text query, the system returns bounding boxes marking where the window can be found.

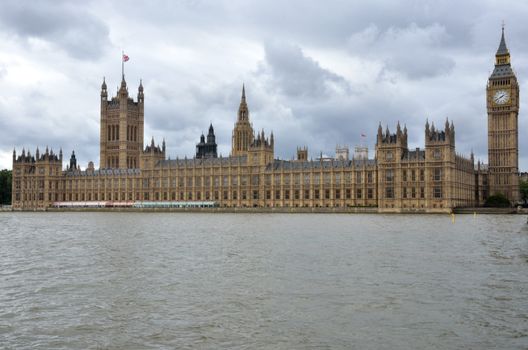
[345,172,352,184]
[385,170,394,182]
[385,187,394,199]
[403,187,407,199]
[325,189,330,199]
[304,190,310,200]
[346,189,351,199]
[420,170,425,181]
[412,187,416,198]
[420,187,425,198]
[367,188,373,199]
[433,168,442,181]
[403,170,407,182]
[433,149,441,159]
[275,190,281,200]
[294,174,300,185]
[367,172,373,184]
[386,151,393,160]
[356,172,362,184]
[253,190,258,200]
[411,170,416,181]
[285,190,290,200]
[434,187,442,198]
[324,173,331,185]
[335,189,340,199]
[356,189,362,199]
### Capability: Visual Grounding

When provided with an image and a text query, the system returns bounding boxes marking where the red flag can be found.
[122,54,129,62]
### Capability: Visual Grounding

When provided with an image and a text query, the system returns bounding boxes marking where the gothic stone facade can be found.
[11,30,520,212]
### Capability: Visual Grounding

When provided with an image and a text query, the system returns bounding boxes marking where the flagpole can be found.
[121,50,124,79]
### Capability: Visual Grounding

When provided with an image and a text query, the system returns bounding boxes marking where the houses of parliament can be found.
[11,29,521,212]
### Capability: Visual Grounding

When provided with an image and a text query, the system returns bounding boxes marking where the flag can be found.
[361,133,366,137]
[122,54,129,62]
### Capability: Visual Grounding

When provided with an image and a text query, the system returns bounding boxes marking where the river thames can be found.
[0,213,527,349]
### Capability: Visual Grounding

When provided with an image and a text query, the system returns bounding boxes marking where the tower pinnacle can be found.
[496,25,509,56]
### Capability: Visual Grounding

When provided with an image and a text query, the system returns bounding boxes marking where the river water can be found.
[0,213,527,349]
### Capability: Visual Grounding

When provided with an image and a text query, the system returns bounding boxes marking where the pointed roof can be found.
[496,26,509,56]
[237,83,250,122]
[491,26,514,78]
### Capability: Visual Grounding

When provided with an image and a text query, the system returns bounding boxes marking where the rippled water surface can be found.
[1,213,528,349]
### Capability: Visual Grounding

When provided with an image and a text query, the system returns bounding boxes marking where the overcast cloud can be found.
[1,0,527,170]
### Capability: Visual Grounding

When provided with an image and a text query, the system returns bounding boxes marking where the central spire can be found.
[237,84,249,122]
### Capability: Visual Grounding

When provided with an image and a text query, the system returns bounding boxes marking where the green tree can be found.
[484,193,511,208]
[0,169,12,205]
[520,180,528,206]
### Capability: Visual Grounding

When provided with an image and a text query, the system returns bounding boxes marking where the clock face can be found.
[493,89,510,105]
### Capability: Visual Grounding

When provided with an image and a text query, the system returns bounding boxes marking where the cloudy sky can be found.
[1,0,528,170]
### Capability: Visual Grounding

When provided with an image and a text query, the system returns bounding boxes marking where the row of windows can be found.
[385,186,442,199]
[107,125,139,142]
[386,169,441,182]
[19,188,378,203]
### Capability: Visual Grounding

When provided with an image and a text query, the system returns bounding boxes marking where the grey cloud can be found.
[349,23,455,79]
[260,41,350,98]
[0,0,110,59]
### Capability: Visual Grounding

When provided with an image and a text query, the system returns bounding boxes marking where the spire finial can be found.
[242,83,246,101]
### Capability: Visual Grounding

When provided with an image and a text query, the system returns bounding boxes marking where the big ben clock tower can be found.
[487,27,520,204]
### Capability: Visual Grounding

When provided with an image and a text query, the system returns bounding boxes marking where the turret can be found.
[69,150,77,171]
[248,128,274,165]
[138,79,144,103]
[140,137,166,169]
[207,123,216,144]
[119,75,127,95]
[101,77,107,99]
[377,123,383,143]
